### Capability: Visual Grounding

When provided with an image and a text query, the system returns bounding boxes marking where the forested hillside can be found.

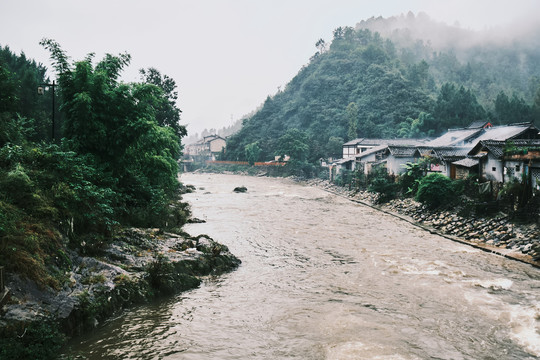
[224,13,540,165]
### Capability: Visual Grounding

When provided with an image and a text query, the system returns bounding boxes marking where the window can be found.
[492,167,496,172]
[515,165,520,172]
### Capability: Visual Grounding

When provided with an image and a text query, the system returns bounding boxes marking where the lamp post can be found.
[37,80,56,141]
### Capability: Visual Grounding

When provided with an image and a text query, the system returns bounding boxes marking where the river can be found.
[66,173,540,359]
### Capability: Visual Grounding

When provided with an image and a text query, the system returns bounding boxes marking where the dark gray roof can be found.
[469,140,505,159]
[343,138,364,146]
[425,128,482,147]
[467,121,492,129]
[474,123,537,142]
[419,146,472,161]
[469,139,540,159]
[343,138,426,147]
[354,145,388,159]
[387,145,418,157]
[452,157,479,168]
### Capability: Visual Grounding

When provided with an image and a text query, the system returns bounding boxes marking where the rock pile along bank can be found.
[304,178,540,267]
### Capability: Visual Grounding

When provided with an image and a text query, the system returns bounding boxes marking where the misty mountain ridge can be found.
[357,12,540,55]
[222,13,540,166]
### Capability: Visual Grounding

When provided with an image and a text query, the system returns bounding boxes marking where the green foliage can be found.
[224,18,540,170]
[41,39,186,228]
[367,166,399,203]
[415,173,458,209]
[494,91,536,124]
[0,318,66,360]
[0,45,53,143]
[334,169,353,187]
[433,83,486,134]
[0,41,191,287]
[244,141,261,165]
[326,136,344,158]
[275,128,309,161]
[397,112,436,138]
[139,67,187,139]
[346,102,359,141]
[399,160,427,195]
[224,27,434,165]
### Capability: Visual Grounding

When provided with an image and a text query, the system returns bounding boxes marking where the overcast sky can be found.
[1,0,538,135]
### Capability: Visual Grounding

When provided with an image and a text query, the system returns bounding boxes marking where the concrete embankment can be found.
[304,178,540,268]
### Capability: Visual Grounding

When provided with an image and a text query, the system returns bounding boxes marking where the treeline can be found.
[0,41,188,287]
[224,15,540,172]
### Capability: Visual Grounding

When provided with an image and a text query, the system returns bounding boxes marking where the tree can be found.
[494,91,535,124]
[326,136,344,158]
[275,128,309,161]
[315,39,327,54]
[433,83,486,133]
[244,141,261,165]
[534,86,540,121]
[346,102,359,141]
[41,39,185,226]
[415,173,457,209]
[397,112,435,138]
[139,68,186,139]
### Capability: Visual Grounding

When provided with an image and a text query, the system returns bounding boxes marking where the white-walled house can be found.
[469,140,540,188]
[383,146,420,175]
[184,135,226,161]
[333,122,540,183]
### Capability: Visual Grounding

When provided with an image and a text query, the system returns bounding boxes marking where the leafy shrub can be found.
[399,161,425,196]
[367,166,399,203]
[415,173,457,209]
[0,318,66,360]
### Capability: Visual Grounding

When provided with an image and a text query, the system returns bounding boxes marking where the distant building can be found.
[184,135,226,161]
[332,121,540,184]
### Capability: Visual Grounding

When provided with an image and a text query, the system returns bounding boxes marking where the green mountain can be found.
[224,13,540,164]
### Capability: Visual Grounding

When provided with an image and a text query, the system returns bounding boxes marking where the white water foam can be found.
[468,278,514,290]
[463,280,540,357]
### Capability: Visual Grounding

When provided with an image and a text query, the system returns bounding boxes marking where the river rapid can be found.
[66,173,540,359]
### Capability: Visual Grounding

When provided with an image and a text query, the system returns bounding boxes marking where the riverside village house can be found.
[184,135,226,162]
[331,121,540,192]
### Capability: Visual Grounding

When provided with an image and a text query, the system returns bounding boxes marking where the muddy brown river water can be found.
[65,173,540,359]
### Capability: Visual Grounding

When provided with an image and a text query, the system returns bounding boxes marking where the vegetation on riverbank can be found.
[0,42,241,359]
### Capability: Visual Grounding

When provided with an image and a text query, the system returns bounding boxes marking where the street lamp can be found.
[38,80,56,141]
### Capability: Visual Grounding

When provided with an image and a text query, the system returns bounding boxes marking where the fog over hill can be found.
[222,13,540,165]
[356,12,540,53]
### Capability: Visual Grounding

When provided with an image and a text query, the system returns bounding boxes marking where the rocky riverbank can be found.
[0,228,240,358]
[304,178,540,268]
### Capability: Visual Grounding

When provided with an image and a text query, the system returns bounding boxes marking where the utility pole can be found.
[38,80,56,141]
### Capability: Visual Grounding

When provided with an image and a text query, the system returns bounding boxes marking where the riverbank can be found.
[303,178,540,268]
[0,227,240,359]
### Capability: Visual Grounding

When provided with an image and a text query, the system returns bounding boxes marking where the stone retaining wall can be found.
[305,178,540,265]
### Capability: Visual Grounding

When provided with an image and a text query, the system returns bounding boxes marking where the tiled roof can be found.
[387,145,418,157]
[425,128,482,147]
[478,140,505,158]
[474,124,535,142]
[343,138,427,146]
[432,146,472,160]
[343,138,364,146]
[354,145,388,159]
[467,121,492,129]
[452,157,479,168]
